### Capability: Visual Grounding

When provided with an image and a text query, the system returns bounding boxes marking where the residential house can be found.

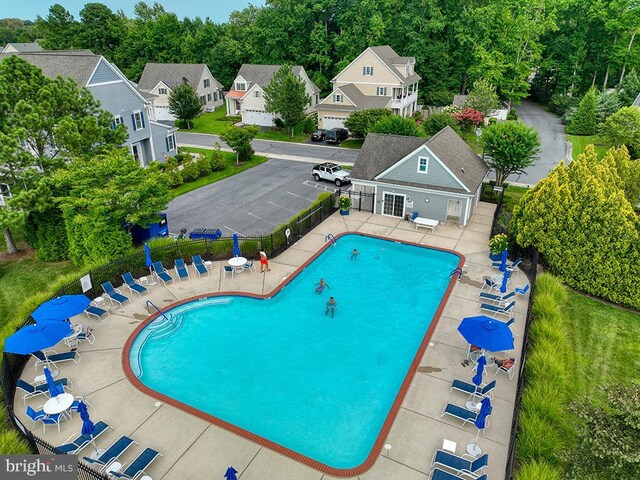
[0,50,177,166]
[317,45,421,130]
[137,63,225,121]
[2,42,43,53]
[225,64,320,126]
[349,127,489,226]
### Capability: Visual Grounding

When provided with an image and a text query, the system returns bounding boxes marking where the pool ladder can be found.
[325,234,337,245]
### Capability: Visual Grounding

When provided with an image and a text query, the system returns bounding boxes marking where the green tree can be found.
[263,65,311,137]
[344,108,393,138]
[35,4,78,50]
[600,106,640,158]
[465,78,500,116]
[77,3,126,58]
[370,115,421,137]
[421,113,461,137]
[482,121,541,187]
[168,82,202,129]
[618,68,640,106]
[219,126,259,165]
[566,88,598,135]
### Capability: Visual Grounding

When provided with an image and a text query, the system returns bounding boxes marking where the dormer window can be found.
[236,82,246,91]
[158,88,167,95]
[376,87,387,96]
[363,66,374,76]
[333,93,343,103]
[417,157,428,174]
[204,79,210,88]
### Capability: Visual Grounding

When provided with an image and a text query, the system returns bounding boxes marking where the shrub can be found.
[209,149,227,172]
[566,88,598,135]
[506,110,518,121]
[549,93,580,116]
[338,196,351,210]
[273,117,285,129]
[166,169,183,187]
[195,156,211,176]
[422,112,461,137]
[488,233,508,255]
[181,160,200,181]
[0,430,31,455]
[488,117,497,124]
[344,108,393,137]
[515,460,562,480]
[453,108,483,131]
[370,115,421,136]
[303,114,317,134]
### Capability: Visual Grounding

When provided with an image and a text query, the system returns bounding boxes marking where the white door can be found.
[322,116,347,130]
[131,143,144,167]
[447,199,462,218]
[382,192,405,217]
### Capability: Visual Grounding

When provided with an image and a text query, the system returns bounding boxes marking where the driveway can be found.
[507,100,570,186]
[177,132,359,165]
[165,159,344,236]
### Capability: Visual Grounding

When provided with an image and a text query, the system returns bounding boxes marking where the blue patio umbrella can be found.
[467,396,492,456]
[31,295,91,323]
[144,243,153,269]
[232,233,241,258]
[499,248,508,272]
[458,315,514,352]
[472,355,487,387]
[44,366,62,398]
[4,321,72,355]
[500,269,511,294]
[224,466,238,480]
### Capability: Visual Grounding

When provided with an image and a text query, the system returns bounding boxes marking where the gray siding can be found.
[87,60,119,85]
[151,122,176,162]
[381,148,463,191]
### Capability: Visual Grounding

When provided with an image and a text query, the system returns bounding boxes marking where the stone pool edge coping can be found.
[121,232,465,477]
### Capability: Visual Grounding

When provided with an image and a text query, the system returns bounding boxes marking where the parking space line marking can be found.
[286,191,317,201]
[268,201,298,213]
[222,225,246,237]
[247,212,279,227]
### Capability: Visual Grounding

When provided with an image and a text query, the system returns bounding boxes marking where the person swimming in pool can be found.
[351,248,359,260]
[315,278,330,293]
[325,297,337,318]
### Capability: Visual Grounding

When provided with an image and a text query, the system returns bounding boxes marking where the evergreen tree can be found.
[617,68,640,106]
[566,88,598,135]
[168,82,203,129]
[465,78,500,116]
[600,106,640,158]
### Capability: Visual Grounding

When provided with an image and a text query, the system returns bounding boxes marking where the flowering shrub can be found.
[454,107,483,130]
[489,233,508,255]
[442,104,461,115]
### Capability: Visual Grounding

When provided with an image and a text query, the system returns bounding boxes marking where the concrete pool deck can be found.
[14,202,528,480]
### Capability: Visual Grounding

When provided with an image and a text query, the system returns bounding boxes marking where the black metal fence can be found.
[0,193,337,478]
[337,189,375,213]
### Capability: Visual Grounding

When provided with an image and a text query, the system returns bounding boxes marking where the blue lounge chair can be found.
[191,255,209,277]
[152,261,174,285]
[477,290,516,305]
[16,378,72,403]
[101,282,130,307]
[441,403,492,428]
[84,303,109,321]
[431,450,489,477]
[491,257,522,272]
[479,300,516,318]
[480,277,500,293]
[450,379,496,399]
[515,284,530,296]
[32,350,81,369]
[430,467,488,480]
[26,405,64,434]
[174,258,190,282]
[56,421,112,454]
[121,272,148,297]
[110,447,162,479]
[83,435,137,470]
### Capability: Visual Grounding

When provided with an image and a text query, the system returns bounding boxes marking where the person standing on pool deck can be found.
[259,250,271,272]
[315,278,330,293]
[351,248,359,260]
[325,297,337,317]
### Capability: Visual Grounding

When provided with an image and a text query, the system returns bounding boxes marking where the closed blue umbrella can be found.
[44,367,61,398]
[232,233,241,258]
[224,466,238,480]
[499,248,508,272]
[76,401,98,451]
[4,322,72,355]
[500,269,511,294]
[467,397,492,456]
[31,295,91,323]
[472,355,486,387]
[458,315,514,352]
[144,243,153,268]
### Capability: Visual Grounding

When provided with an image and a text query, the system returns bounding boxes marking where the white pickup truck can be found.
[312,162,351,187]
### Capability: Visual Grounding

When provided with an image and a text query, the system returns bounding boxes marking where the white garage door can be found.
[322,116,347,130]
[242,110,276,127]
[154,106,175,121]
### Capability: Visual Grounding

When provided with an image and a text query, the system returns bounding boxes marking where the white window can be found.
[113,115,123,129]
[236,82,246,90]
[207,93,212,101]
[204,79,210,88]
[132,111,143,131]
[363,66,374,76]
[418,157,428,174]
[333,93,343,103]
[213,92,218,101]
[254,90,261,98]
[376,87,387,96]
[167,134,176,151]
[200,95,206,105]
[158,88,167,95]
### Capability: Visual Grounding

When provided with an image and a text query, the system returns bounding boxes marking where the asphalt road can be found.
[176,132,359,164]
[508,100,570,186]
[164,159,344,236]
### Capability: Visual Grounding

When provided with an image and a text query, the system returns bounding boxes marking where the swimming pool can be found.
[126,234,461,475]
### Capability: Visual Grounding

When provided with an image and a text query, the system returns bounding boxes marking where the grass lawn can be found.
[256,129,309,143]
[340,138,364,149]
[183,106,236,135]
[567,134,609,160]
[171,148,268,198]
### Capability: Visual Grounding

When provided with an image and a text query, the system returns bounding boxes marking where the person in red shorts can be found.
[259,250,271,272]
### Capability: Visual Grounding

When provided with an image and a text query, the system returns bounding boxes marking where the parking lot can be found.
[164,159,348,237]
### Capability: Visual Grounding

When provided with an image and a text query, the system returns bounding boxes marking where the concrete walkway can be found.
[14,203,528,480]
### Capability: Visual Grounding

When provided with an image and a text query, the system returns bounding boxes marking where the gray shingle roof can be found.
[3,42,43,53]
[237,64,320,93]
[369,45,421,84]
[0,50,101,87]
[339,84,390,109]
[137,63,223,91]
[350,126,489,193]
[452,94,467,107]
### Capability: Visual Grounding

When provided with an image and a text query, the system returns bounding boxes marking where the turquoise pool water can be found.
[130,234,459,469]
